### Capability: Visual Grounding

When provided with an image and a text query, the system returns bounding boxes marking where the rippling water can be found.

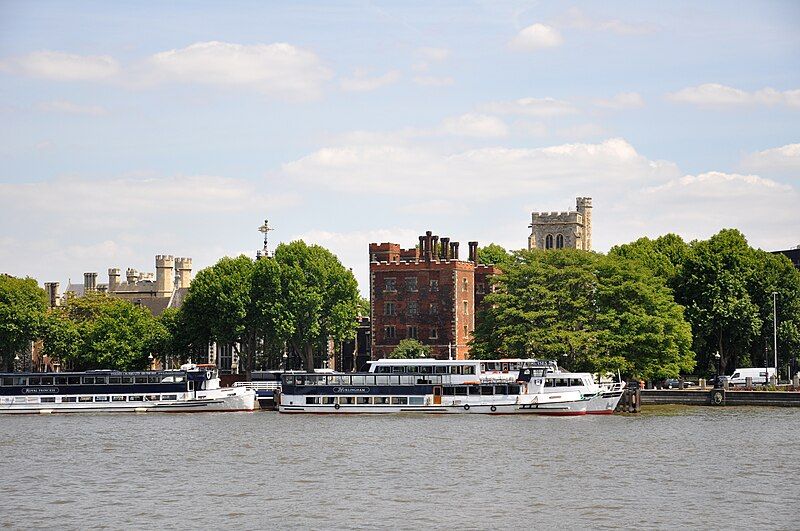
[1,406,799,530]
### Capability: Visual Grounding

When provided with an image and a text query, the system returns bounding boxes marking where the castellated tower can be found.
[108,268,120,293]
[155,255,175,296]
[126,268,139,284]
[528,196,593,251]
[175,257,192,289]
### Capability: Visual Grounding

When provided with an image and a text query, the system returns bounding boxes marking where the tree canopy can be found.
[389,339,431,359]
[0,275,47,371]
[477,243,514,268]
[470,249,695,380]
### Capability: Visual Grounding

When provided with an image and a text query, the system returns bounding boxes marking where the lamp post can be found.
[772,291,778,380]
[715,352,721,387]
[148,353,154,371]
[282,352,288,373]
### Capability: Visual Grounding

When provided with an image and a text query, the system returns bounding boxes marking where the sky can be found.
[1,0,799,295]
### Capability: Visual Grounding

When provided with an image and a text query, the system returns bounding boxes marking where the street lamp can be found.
[282,352,288,373]
[772,291,778,380]
[715,352,721,387]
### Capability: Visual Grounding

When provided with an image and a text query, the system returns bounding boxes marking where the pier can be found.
[639,388,800,407]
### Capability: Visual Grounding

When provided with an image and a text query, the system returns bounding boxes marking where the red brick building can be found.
[369,231,500,360]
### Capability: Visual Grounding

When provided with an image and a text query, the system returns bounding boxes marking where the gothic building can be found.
[528,197,593,251]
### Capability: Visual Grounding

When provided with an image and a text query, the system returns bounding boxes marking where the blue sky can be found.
[1,0,798,295]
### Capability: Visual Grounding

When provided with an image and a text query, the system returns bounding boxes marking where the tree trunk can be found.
[303,343,315,373]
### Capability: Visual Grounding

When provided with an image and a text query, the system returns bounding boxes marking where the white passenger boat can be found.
[0,364,256,414]
[278,363,591,415]
[367,358,625,415]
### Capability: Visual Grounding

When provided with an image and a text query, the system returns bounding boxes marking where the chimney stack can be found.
[83,272,97,293]
[425,231,433,261]
[468,241,478,264]
[451,242,459,260]
[440,237,450,260]
[108,268,120,293]
[44,282,60,308]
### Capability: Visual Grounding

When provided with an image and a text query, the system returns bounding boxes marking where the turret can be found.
[44,282,60,307]
[126,268,139,284]
[175,257,192,289]
[108,268,120,293]
[576,197,593,251]
[155,255,175,295]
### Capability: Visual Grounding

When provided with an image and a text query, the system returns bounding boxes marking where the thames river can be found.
[1,407,799,530]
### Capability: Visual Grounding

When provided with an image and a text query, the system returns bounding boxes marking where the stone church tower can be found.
[528,197,592,251]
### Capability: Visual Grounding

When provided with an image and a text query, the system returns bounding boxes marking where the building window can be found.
[408,326,418,339]
[464,325,468,337]
[556,234,564,249]
[462,278,468,292]
[384,278,396,292]
[476,282,485,294]
[407,301,418,316]
[404,277,418,292]
[429,279,438,291]
[430,328,438,339]
[429,303,438,315]
[384,302,396,316]
[545,234,554,249]
[463,300,468,315]
[384,325,396,339]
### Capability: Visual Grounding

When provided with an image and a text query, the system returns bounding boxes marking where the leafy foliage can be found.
[477,243,515,268]
[0,275,47,370]
[389,339,431,359]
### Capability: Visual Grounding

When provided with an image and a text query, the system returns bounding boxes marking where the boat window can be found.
[351,375,366,385]
[55,376,68,385]
[1,377,12,386]
[13,377,27,386]
[82,376,95,384]
[400,375,416,385]
[95,376,108,385]
[161,395,177,401]
[40,397,56,403]
[109,377,121,384]
[434,366,449,374]
[338,396,356,405]
[418,365,432,374]
[570,379,583,386]
[375,375,389,385]
[148,376,160,384]
[144,395,159,401]
[322,397,335,405]
[134,376,147,384]
[501,363,509,372]
[544,378,555,387]
[112,396,126,402]
[480,386,493,395]
[391,366,404,373]
[557,378,570,386]
[95,396,109,402]
[443,387,455,396]
[454,387,468,396]
[468,386,481,395]
[463,366,475,375]
[122,376,134,384]
[128,396,143,402]
[495,385,508,395]
[389,375,401,385]
[509,384,521,395]
[29,377,41,385]
[409,396,424,405]
[61,397,77,403]
[391,397,408,405]
[40,377,54,385]
[78,396,93,402]
[357,397,371,405]
[374,397,390,405]
[486,362,497,371]
[306,397,320,404]
[363,376,375,385]
[375,366,391,374]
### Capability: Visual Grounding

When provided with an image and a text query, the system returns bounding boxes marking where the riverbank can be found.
[640,388,800,407]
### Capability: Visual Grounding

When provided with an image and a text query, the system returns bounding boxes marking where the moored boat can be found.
[0,364,256,414]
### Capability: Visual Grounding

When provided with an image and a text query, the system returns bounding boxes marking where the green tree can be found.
[610,233,691,290]
[389,339,431,359]
[0,275,47,371]
[478,243,514,269]
[471,249,694,380]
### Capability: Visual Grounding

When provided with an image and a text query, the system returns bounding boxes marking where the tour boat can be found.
[277,364,591,415]
[0,364,256,414]
[367,358,625,415]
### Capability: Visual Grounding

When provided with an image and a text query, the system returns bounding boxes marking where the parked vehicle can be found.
[662,378,697,389]
[729,367,776,386]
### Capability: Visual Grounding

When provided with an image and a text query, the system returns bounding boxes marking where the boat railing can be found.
[234,381,281,391]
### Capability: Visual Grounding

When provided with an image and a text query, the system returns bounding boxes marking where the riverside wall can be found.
[640,389,800,407]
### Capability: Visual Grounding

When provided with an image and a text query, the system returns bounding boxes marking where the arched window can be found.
[545,234,554,249]
[556,234,564,249]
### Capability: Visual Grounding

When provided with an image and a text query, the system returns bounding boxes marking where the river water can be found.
[1,406,799,530]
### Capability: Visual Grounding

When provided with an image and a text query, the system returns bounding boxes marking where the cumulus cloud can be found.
[141,41,332,99]
[480,97,577,117]
[35,100,107,116]
[440,113,508,138]
[339,69,401,92]
[668,83,800,108]
[741,143,800,176]
[0,50,120,80]
[509,23,564,52]
[593,92,644,110]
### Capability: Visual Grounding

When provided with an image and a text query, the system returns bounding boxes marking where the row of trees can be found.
[470,229,800,380]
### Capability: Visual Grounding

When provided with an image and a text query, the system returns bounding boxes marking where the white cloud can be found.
[35,100,107,116]
[593,92,644,110]
[560,8,658,35]
[418,47,450,62]
[441,113,508,138]
[292,228,420,296]
[339,69,401,92]
[480,97,577,117]
[509,23,564,52]
[741,143,800,176]
[0,50,120,81]
[413,75,454,87]
[281,138,678,200]
[668,83,800,108]
[141,41,332,99]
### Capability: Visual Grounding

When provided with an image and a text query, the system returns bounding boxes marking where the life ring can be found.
[712,391,723,405]
[490,405,497,412]
[334,403,341,410]
[463,404,470,411]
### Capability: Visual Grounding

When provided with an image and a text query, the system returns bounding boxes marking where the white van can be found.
[729,367,776,386]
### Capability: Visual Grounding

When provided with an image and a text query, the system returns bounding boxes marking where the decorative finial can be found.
[257,219,274,258]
